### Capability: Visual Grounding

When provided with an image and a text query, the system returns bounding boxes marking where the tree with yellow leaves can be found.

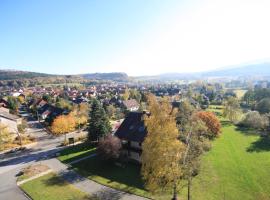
[51,113,76,141]
[72,103,89,130]
[141,94,185,197]
[0,124,12,151]
[122,88,129,101]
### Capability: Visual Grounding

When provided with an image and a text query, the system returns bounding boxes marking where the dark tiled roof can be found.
[114,112,147,143]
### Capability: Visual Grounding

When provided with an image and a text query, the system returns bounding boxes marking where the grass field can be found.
[234,89,248,99]
[58,109,270,200]
[72,157,153,198]
[58,142,96,164]
[69,124,270,200]
[182,122,270,200]
[20,173,93,200]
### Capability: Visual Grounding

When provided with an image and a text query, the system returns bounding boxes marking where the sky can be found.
[0,0,270,76]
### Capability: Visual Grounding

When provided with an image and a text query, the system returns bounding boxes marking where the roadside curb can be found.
[17,169,53,186]
[18,186,33,200]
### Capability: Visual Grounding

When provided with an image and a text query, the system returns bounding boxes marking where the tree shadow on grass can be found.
[221,121,233,127]
[235,126,259,136]
[72,156,146,192]
[92,187,124,200]
[247,136,270,152]
[43,174,68,186]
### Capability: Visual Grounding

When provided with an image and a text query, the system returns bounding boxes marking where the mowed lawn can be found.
[188,123,270,200]
[58,142,96,164]
[58,118,270,199]
[71,157,153,198]
[20,173,93,200]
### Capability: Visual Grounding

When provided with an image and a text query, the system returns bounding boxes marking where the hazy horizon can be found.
[1,0,270,76]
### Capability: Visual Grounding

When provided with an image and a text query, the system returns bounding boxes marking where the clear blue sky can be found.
[1,0,270,75]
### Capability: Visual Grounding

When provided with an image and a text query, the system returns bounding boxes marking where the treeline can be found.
[0,76,86,88]
[0,70,52,80]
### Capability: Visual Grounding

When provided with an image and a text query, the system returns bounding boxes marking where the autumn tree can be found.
[241,111,269,130]
[122,88,130,101]
[129,89,142,103]
[88,99,111,141]
[105,104,116,119]
[51,113,76,141]
[176,100,195,130]
[97,134,122,161]
[141,94,185,197]
[223,96,242,122]
[195,111,221,139]
[7,96,19,114]
[55,98,73,111]
[0,124,12,151]
[180,115,209,200]
[72,103,89,130]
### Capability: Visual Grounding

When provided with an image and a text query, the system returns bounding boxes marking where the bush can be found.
[97,135,122,161]
[240,111,269,130]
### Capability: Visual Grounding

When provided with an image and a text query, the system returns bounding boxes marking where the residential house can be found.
[122,99,139,111]
[0,110,22,136]
[114,111,148,162]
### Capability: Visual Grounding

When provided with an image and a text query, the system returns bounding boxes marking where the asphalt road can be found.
[0,116,64,200]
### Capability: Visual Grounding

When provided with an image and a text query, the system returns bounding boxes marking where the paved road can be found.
[0,111,148,200]
[0,115,65,200]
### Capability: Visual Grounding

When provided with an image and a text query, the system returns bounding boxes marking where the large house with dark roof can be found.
[114,111,148,162]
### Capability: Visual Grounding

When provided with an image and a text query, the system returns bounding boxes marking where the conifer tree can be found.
[88,99,111,141]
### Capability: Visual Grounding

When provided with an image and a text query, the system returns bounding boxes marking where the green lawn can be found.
[71,157,154,199]
[185,122,270,200]
[20,173,94,200]
[58,142,96,164]
[69,123,270,200]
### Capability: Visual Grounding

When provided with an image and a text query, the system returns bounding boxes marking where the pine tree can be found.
[88,99,111,141]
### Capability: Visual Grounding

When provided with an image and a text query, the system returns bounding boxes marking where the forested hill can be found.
[81,72,129,81]
[0,70,129,81]
[0,70,53,80]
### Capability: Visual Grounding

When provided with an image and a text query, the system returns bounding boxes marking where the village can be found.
[1,78,270,199]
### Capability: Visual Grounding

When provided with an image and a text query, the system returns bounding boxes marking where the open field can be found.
[20,173,93,200]
[68,124,270,200]
[182,122,270,200]
[234,89,248,99]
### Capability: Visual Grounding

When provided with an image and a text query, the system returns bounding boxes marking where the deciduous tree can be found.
[97,134,122,161]
[51,113,76,141]
[223,96,242,122]
[141,94,185,196]
[0,124,12,150]
[195,111,221,139]
[241,111,269,130]
[256,98,270,114]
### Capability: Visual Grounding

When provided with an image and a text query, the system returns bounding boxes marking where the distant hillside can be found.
[81,72,129,81]
[137,63,270,81]
[0,70,53,80]
[202,63,270,77]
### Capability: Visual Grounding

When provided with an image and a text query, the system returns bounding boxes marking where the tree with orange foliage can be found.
[51,113,76,141]
[195,111,221,139]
